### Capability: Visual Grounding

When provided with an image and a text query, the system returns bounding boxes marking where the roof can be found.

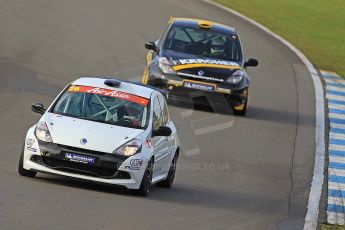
[71,77,155,99]
[169,17,236,34]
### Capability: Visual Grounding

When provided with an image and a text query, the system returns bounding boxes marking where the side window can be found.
[157,25,171,47]
[152,96,162,130]
[158,95,169,126]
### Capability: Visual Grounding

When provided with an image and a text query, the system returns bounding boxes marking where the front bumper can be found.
[23,127,148,189]
[148,74,248,107]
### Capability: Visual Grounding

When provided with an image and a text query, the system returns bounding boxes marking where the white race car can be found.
[18,77,180,195]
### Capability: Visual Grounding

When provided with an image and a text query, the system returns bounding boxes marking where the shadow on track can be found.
[247,105,314,127]
[32,174,283,215]
[169,96,314,127]
[168,96,233,115]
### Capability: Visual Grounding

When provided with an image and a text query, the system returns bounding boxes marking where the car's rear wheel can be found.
[157,152,178,188]
[132,159,153,196]
[18,145,37,178]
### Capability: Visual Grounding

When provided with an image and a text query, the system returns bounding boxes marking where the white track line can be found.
[321,70,341,78]
[330,132,345,140]
[202,1,325,229]
[330,144,345,152]
[329,182,345,191]
[329,168,345,178]
[331,123,345,130]
[329,113,345,120]
[324,78,345,85]
[330,156,345,165]
[328,197,345,206]
[327,85,345,93]
[329,104,345,111]
[327,94,345,102]
[193,120,234,135]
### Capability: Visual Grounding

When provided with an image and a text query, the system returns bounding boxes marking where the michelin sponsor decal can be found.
[65,153,95,164]
[170,58,240,67]
[184,81,214,92]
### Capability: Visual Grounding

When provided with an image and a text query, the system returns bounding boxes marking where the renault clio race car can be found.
[18,78,180,195]
[142,17,258,116]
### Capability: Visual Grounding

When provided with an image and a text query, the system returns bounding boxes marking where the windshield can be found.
[164,26,241,61]
[51,85,149,129]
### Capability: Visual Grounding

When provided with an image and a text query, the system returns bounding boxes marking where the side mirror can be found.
[145,41,158,52]
[31,102,46,114]
[244,58,259,68]
[152,126,172,137]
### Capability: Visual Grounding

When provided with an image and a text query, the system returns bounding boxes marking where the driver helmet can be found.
[211,37,226,55]
[125,102,142,116]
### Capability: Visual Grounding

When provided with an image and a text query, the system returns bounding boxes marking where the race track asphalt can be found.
[0,0,316,229]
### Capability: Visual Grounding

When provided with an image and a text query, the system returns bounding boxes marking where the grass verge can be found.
[214,0,345,76]
[321,224,345,230]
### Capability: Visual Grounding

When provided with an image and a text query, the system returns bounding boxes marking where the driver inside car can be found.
[116,102,142,127]
[210,37,227,58]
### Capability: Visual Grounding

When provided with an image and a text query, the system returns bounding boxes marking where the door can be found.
[157,94,175,176]
[150,96,168,178]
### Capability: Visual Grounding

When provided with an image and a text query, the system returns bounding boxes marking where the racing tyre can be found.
[233,99,248,116]
[157,152,178,188]
[133,159,153,196]
[232,89,249,116]
[18,145,37,178]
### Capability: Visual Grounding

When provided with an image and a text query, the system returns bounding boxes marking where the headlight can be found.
[35,121,53,142]
[113,139,142,157]
[227,70,244,84]
[158,57,176,74]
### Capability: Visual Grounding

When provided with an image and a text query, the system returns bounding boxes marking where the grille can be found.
[42,156,121,178]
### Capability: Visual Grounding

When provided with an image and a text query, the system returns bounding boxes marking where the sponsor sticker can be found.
[144,139,152,148]
[27,147,37,152]
[170,58,240,67]
[26,138,37,152]
[68,85,149,106]
[65,152,95,164]
[183,81,215,92]
[125,159,143,170]
[130,159,143,167]
[125,166,140,170]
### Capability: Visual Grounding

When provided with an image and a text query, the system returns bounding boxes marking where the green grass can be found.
[321,224,345,230]
[214,0,345,76]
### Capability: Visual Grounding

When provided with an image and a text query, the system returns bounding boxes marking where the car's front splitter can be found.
[148,74,248,106]
[22,127,148,189]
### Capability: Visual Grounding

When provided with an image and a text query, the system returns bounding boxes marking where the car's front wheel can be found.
[233,99,248,116]
[157,152,178,188]
[132,159,153,196]
[232,89,249,116]
[18,145,37,178]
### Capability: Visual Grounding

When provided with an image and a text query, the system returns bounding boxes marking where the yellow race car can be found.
[142,17,258,116]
